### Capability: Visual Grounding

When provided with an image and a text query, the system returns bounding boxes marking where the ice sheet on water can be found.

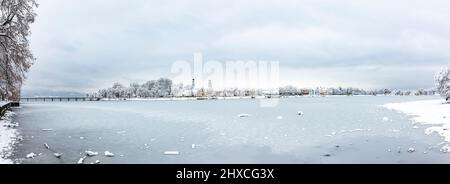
[116,131,126,134]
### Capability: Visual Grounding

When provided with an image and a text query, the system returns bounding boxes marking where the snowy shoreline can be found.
[0,110,20,164]
[100,96,263,101]
[98,95,408,102]
[382,99,450,152]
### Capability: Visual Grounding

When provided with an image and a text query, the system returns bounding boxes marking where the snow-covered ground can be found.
[382,99,450,145]
[0,101,9,107]
[0,110,19,164]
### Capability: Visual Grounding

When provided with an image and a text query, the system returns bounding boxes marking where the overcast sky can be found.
[23,0,450,93]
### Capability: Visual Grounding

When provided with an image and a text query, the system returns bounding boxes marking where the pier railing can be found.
[20,97,102,102]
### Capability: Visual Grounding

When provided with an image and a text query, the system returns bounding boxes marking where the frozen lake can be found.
[9,96,450,164]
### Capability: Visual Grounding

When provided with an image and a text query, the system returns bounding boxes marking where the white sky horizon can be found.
[21,0,450,94]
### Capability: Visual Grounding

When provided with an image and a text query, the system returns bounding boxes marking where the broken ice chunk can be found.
[77,156,87,164]
[440,145,450,153]
[238,114,250,118]
[104,151,115,157]
[53,153,63,158]
[164,151,180,155]
[44,143,50,150]
[85,151,99,157]
[26,153,37,159]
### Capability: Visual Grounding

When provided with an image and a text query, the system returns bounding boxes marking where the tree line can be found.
[94,78,440,99]
[96,78,174,99]
[96,66,450,100]
[278,86,437,97]
[436,67,450,101]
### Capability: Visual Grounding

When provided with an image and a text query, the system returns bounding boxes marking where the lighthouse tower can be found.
[191,79,196,97]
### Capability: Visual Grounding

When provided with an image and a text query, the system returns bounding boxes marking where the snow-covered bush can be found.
[435,67,450,101]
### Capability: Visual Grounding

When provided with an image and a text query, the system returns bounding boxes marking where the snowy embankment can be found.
[382,100,450,152]
[100,96,268,101]
[0,110,19,164]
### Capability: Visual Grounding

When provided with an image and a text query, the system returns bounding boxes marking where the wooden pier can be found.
[20,97,102,102]
[0,102,20,117]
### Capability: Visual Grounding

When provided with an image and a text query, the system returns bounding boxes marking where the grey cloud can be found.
[22,0,450,93]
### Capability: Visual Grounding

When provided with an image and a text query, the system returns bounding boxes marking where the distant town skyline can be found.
[23,0,450,94]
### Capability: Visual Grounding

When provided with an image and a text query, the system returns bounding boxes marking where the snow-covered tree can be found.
[155,78,172,97]
[111,83,125,98]
[95,79,440,99]
[0,0,38,101]
[97,89,107,98]
[279,85,301,96]
[129,82,140,98]
[96,78,174,99]
[136,87,150,98]
[171,83,184,97]
[435,67,450,101]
